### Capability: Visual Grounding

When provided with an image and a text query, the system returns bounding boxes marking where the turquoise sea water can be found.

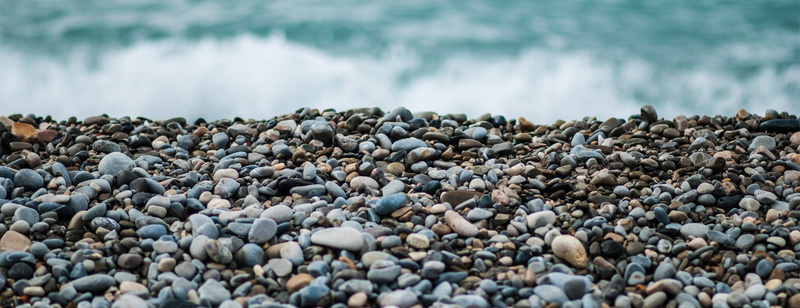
[1,0,798,122]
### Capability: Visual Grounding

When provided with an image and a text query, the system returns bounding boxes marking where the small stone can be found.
[8,263,33,280]
[157,257,176,272]
[744,283,765,300]
[641,105,658,122]
[117,253,143,269]
[755,259,773,278]
[754,190,777,204]
[348,292,368,308]
[368,260,401,284]
[654,262,676,281]
[391,138,427,152]
[739,198,761,211]
[453,295,489,308]
[205,240,233,264]
[137,224,167,239]
[119,281,148,295]
[350,176,379,190]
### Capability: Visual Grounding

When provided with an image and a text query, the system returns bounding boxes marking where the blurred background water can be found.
[1,0,798,122]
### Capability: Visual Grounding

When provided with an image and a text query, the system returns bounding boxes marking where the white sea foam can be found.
[1,34,797,122]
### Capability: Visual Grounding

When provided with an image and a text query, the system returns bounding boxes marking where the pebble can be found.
[0,231,31,252]
[551,235,588,268]
[13,169,43,190]
[68,274,117,292]
[444,210,478,237]
[98,152,135,175]
[374,193,406,215]
[310,227,364,251]
[527,211,556,229]
[248,218,277,244]
[199,279,231,306]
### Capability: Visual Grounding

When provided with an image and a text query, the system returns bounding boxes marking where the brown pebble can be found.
[517,117,536,131]
[286,273,314,293]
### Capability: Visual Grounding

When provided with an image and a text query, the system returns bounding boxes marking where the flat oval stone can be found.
[374,193,407,216]
[310,227,364,251]
[390,138,427,152]
[68,274,117,293]
[680,223,709,238]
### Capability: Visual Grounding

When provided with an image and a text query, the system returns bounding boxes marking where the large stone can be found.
[527,211,556,229]
[390,138,428,152]
[0,230,31,252]
[680,223,709,238]
[198,279,231,306]
[261,204,293,224]
[249,218,277,244]
[310,227,364,251]
[68,274,117,293]
[441,191,482,206]
[374,193,407,216]
[444,210,478,237]
[551,235,588,268]
[13,169,43,190]
[98,153,135,176]
[378,290,418,308]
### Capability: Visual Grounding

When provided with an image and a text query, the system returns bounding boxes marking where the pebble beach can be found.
[0,105,799,308]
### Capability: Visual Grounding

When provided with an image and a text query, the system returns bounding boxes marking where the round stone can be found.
[406,234,430,249]
[98,152,135,176]
[551,235,588,268]
[13,169,43,190]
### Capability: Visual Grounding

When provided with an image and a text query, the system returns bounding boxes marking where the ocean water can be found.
[1,0,798,123]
